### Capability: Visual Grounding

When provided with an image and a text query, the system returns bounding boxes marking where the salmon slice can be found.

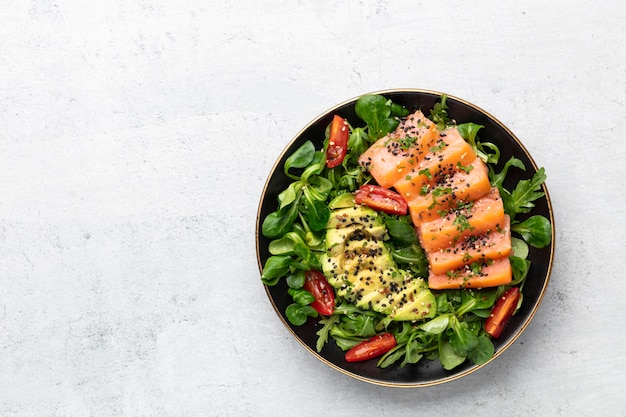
[393,127,477,201]
[406,157,492,226]
[426,215,511,274]
[358,110,438,188]
[418,187,506,253]
[428,257,513,290]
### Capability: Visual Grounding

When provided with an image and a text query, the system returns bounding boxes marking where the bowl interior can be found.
[256,89,554,387]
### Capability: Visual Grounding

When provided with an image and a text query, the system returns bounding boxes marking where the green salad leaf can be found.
[355,94,409,141]
[284,141,315,179]
[502,167,547,219]
[429,94,453,130]
[511,215,552,248]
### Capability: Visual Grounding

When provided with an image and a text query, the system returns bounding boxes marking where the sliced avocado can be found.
[391,287,436,321]
[326,206,383,229]
[324,224,387,258]
[384,278,436,321]
[328,192,356,209]
[322,203,436,321]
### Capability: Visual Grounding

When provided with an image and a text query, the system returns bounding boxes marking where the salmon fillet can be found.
[428,257,513,290]
[418,187,506,253]
[426,215,511,274]
[358,110,439,188]
[393,127,477,201]
[405,157,492,226]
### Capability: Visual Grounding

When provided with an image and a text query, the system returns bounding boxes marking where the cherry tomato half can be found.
[485,287,521,338]
[326,115,349,168]
[345,333,397,363]
[354,184,408,215]
[303,270,335,316]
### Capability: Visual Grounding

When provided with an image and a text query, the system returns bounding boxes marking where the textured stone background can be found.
[1,0,625,416]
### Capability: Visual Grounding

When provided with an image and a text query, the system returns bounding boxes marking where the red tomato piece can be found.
[345,333,397,363]
[485,287,521,338]
[303,270,335,316]
[354,184,408,215]
[346,333,397,362]
[326,115,349,168]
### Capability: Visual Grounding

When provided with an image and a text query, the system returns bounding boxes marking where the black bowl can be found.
[256,89,555,387]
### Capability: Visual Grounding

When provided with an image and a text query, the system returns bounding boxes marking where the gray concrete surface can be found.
[1,0,625,416]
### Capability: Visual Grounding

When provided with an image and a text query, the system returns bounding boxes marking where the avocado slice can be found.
[321,204,436,321]
[326,206,384,229]
[328,192,356,209]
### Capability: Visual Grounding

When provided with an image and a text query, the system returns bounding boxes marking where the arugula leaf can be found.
[392,321,417,345]
[490,156,526,189]
[333,299,377,316]
[456,289,498,317]
[457,122,500,164]
[401,339,424,367]
[478,142,501,165]
[503,167,547,219]
[336,314,377,338]
[430,94,453,130]
[329,326,367,350]
[391,244,429,277]
[316,315,340,352]
[457,122,483,148]
[448,315,479,356]
[377,344,407,368]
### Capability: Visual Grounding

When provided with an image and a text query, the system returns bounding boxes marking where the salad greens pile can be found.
[261,93,551,371]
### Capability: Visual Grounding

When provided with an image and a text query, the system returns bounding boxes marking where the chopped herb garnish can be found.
[397,136,419,150]
[453,213,475,233]
[428,186,453,209]
[469,262,483,275]
[430,141,448,153]
[455,200,474,211]
[418,168,433,180]
[446,269,461,279]
[431,186,453,198]
[456,161,474,174]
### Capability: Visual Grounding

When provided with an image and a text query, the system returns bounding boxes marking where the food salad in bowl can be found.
[256,90,554,387]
